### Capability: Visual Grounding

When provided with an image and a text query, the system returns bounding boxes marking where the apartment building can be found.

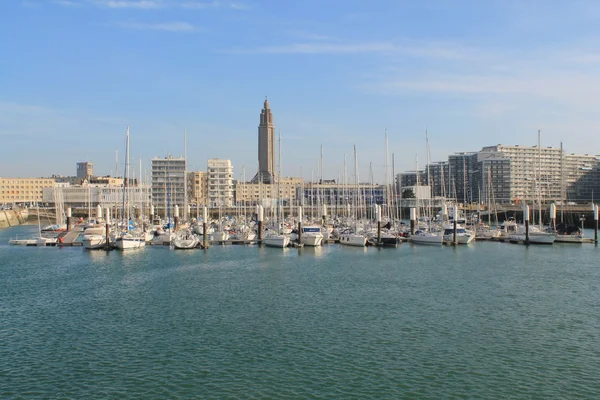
[187,171,207,207]
[151,155,186,216]
[207,159,234,207]
[0,177,56,204]
[235,177,303,206]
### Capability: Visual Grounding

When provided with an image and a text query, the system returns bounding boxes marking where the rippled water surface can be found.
[2,225,600,399]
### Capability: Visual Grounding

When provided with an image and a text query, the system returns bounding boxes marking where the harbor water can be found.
[2,225,600,398]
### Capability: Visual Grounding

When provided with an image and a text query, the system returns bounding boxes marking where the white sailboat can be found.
[9,204,58,246]
[263,132,290,248]
[410,133,443,246]
[114,126,146,250]
[339,145,367,247]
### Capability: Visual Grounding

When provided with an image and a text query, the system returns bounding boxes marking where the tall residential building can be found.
[151,155,186,217]
[207,159,234,207]
[76,162,93,180]
[397,170,426,191]
[448,152,479,204]
[251,97,276,184]
[187,171,207,207]
[477,144,600,203]
[427,161,449,198]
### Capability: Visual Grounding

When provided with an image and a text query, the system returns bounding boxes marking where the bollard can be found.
[594,204,598,245]
[524,204,530,245]
[258,205,264,243]
[453,206,458,245]
[297,206,303,245]
[203,206,208,249]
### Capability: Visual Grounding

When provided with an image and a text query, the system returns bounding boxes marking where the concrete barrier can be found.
[0,210,26,229]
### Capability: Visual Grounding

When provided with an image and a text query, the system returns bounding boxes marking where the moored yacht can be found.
[301,226,324,247]
[410,230,443,245]
[442,225,475,244]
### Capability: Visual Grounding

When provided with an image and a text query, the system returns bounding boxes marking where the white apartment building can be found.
[207,159,234,207]
[478,144,599,203]
[152,155,186,216]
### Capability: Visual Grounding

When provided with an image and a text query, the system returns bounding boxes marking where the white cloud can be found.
[94,0,163,8]
[69,0,248,9]
[117,21,198,31]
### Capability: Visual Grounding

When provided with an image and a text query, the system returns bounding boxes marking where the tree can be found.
[402,188,416,199]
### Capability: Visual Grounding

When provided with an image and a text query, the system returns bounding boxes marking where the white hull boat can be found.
[554,234,584,243]
[301,226,324,247]
[9,236,57,246]
[115,234,146,250]
[82,234,107,250]
[443,226,475,244]
[172,236,199,249]
[509,232,556,244]
[263,234,290,248]
[411,231,443,245]
[339,233,367,247]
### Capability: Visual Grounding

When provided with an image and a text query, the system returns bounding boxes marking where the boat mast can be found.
[538,130,542,228]
[184,128,188,223]
[121,126,129,231]
[384,129,390,222]
[277,131,282,233]
[425,129,432,230]
[560,141,564,223]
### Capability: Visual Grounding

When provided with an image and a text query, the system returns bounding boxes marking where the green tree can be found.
[402,188,415,199]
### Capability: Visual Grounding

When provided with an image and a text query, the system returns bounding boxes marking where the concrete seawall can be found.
[0,209,28,229]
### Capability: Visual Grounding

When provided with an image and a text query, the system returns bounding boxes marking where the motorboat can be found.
[301,226,324,247]
[443,224,475,244]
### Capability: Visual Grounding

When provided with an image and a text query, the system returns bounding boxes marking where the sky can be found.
[2,0,600,183]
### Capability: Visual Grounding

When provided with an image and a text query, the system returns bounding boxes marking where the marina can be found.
[2,223,600,399]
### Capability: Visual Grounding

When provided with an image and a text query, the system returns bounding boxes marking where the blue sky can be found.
[2,0,600,182]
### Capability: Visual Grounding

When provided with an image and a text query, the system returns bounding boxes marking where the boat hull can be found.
[82,235,107,250]
[339,234,367,247]
[263,235,290,248]
[509,233,556,244]
[411,233,443,245]
[302,234,323,247]
[115,237,146,250]
[172,238,199,249]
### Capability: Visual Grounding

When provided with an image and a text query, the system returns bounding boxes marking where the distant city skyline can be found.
[2,1,600,181]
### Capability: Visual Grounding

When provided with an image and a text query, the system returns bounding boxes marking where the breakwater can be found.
[0,209,29,229]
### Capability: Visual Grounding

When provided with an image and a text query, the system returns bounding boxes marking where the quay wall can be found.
[0,209,28,229]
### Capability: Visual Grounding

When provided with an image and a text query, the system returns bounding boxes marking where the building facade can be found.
[477,144,600,203]
[235,177,303,206]
[252,98,276,184]
[0,177,56,205]
[151,155,186,217]
[207,159,234,207]
[448,152,479,204]
[187,171,207,207]
[76,162,94,180]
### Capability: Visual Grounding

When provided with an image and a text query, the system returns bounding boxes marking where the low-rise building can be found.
[0,177,56,205]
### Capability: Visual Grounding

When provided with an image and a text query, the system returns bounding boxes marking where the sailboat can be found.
[339,145,367,247]
[9,203,58,246]
[114,127,146,250]
[263,132,290,248]
[410,131,443,245]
